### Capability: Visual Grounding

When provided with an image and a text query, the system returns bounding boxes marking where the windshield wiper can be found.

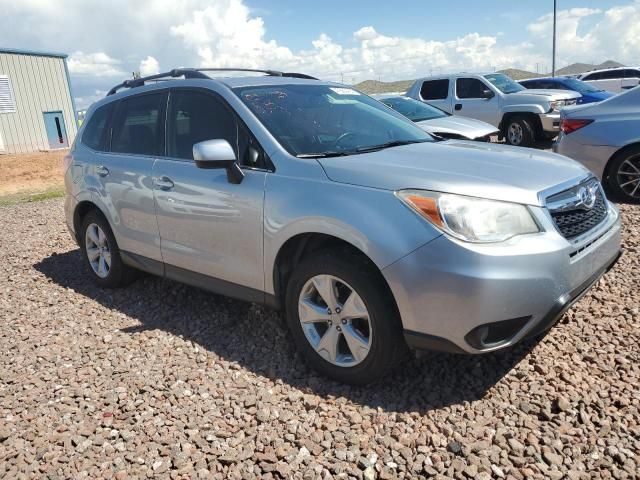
[297,151,353,158]
[355,139,430,153]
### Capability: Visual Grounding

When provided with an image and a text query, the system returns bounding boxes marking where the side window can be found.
[602,70,622,80]
[456,78,488,99]
[624,69,640,78]
[167,90,237,160]
[82,103,113,151]
[583,72,601,81]
[111,93,165,156]
[420,79,449,100]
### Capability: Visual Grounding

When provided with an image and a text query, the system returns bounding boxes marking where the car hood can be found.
[416,116,498,139]
[318,141,590,206]
[509,89,581,100]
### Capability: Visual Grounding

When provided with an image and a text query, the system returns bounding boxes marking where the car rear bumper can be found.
[383,204,621,354]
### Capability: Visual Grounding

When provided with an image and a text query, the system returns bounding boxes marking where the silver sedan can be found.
[375,95,498,141]
[554,86,640,203]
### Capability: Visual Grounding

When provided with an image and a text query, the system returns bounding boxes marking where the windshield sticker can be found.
[330,87,360,96]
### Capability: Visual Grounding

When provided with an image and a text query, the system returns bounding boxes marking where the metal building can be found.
[0,48,77,154]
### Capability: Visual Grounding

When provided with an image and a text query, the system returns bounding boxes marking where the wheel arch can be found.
[500,111,543,138]
[602,141,640,183]
[73,200,110,244]
[271,232,399,315]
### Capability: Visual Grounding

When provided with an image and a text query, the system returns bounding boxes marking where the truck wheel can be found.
[605,146,640,204]
[80,210,137,287]
[505,116,535,147]
[285,250,407,385]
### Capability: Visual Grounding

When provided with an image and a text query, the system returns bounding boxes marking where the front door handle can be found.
[154,176,175,190]
[96,165,109,177]
[454,103,462,111]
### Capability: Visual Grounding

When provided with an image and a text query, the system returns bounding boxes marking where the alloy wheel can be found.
[616,155,640,199]
[298,274,372,367]
[508,122,523,145]
[85,223,111,278]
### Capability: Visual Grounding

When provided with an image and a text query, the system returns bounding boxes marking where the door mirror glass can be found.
[193,139,244,184]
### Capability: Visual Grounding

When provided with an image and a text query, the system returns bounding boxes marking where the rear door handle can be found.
[96,165,109,177]
[154,176,175,190]
[454,103,462,111]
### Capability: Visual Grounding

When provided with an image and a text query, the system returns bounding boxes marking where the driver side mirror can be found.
[482,89,495,99]
[193,139,244,184]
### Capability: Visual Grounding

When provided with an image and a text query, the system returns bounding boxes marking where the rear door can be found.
[95,91,166,264]
[152,88,267,293]
[453,77,500,126]
[418,79,452,113]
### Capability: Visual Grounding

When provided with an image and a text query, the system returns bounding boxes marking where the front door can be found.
[453,78,500,127]
[153,88,267,292]
[43,111,68,149]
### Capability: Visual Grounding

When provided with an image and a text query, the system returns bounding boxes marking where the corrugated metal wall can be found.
[0,52,77,154]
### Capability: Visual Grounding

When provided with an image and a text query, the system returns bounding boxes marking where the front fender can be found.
[501,104,547,116]
[263,174,441,295]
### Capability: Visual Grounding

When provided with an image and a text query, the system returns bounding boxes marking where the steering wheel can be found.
[333,132,358,150]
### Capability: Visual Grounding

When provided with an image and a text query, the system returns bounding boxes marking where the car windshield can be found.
[483,73,525,94]
[234,84,433,157]
[379,96,448,122]
[559,78,602,93]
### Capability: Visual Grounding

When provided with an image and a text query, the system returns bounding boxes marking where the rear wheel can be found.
[80,210,136,287]
[285,250,407,385]
[504,115,535,147]
[605,146,640,204]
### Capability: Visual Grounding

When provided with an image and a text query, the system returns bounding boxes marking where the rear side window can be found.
[111,93,165,156]
[420,79,449,100]
[623,69,640,78]
[82,103,113,151]
[601,70,623,80]
[456,78,488,99]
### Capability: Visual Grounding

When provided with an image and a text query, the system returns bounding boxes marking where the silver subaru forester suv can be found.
[64,68,621,384]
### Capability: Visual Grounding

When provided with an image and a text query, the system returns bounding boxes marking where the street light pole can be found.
[552,0,557,77]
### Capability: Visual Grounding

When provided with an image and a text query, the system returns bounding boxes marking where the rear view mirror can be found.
[482,89,495,99]
[193,139,244,184]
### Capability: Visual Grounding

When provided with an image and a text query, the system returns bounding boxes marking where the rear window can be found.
[420,79,449,100]
[82,103,113,151]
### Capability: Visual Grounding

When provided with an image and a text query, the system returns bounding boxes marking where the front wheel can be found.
[285,250,407,385]
[605,146,640,204]
[504,116,535,147]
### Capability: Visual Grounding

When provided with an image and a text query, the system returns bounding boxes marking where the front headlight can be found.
[397,190,540,243]
[549,100,564,111]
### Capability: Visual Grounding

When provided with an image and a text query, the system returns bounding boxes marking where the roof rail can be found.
[106,68,318,96]
[106,68,209,96]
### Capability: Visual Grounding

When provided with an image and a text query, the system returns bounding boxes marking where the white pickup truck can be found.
[406,73,580,147]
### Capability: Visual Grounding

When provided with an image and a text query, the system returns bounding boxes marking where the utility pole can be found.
[552,0,557,77]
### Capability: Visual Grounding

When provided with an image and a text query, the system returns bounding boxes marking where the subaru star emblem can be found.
[578,185,597,210]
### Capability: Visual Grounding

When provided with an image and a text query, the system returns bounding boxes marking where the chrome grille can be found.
[547,178,608,240]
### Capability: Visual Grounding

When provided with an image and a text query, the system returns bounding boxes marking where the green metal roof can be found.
[0,47,68,59]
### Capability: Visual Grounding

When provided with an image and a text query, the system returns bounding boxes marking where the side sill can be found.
[121,251,164,277]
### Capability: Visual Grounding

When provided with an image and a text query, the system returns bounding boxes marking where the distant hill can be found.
[497,68,539,80]
[354,60,626,94]
[354,79,414,95]
[556,60,625,76]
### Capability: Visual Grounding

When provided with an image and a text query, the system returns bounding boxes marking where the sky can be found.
[1,0,639,109]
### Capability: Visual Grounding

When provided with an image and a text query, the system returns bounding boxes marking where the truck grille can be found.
[547,179,608,240]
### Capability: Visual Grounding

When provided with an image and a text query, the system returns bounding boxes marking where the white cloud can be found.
[1,0,638,109]
[74,89,108,110]
[68,51,125,76]
[139,56,160,76]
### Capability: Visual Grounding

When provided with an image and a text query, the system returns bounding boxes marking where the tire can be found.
[285,250,407,385]
[504,115,535,147]
[604,146,640,204]
[80,210,136,288]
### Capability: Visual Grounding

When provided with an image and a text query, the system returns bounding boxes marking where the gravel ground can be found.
[1,199,638,479]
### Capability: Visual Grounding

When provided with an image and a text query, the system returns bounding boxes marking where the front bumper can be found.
[383,203,621,354]
[539,112,561,132]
